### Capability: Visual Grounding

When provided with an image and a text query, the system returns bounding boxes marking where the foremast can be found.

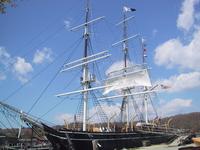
[82,0,90,131]
[56,0,108,132]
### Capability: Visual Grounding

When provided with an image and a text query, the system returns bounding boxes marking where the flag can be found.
[123,6,136,12]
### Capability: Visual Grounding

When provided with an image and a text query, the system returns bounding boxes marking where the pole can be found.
[144,94,148,124]
[82,0,90,131]
[122,11,129,129]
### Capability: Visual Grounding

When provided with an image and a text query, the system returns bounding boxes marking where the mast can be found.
[103,7,152,125]
[82,0,90,131]
[141,38,149,124]
[144,94,148,124]
[121,11,129,128]
[123,13,128,69]
[111,7,137,129]
[56,0,107,131]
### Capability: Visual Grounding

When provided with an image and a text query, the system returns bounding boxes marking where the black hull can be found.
[42,124,176,150]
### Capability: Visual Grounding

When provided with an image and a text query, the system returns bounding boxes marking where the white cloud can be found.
[13,57,33,75]
[177,0,199,31]
[55,113,74,124]
[158,98,192,117]
[33,47,53,64]
[156,72,200,92]
[0,47,34,83]
[155,0,200,71]
[64,20,71,29]
[16,76,29,83]
[106,60,134,75]
[13,57,33,83]
[154,27,200,70]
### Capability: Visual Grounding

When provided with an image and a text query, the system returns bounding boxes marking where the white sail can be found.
[104,69,152,95]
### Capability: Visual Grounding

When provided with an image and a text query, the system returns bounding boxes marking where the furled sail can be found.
[104,68,152,95]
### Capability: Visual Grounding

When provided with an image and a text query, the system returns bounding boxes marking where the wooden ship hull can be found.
[193,138,200,146]
[42,124,176,150]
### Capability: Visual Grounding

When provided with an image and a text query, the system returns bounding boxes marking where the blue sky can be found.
[0,0,200,125]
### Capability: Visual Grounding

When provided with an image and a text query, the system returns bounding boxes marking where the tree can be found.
[0,0,17,14]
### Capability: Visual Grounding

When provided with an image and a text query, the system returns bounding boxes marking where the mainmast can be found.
[105,6,154,127]
[82,0,90,131]
[123,13,128,69]
[102,7,153,127]
[119,7,137,129]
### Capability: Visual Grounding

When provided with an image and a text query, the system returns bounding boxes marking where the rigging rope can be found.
[38,90,81,121]
[62,70,82,90]
[90,90,108,123]
[0,1,84,88]
[0,26,64,89]
[26,123,46,141]
[3,37,83,102]
[27,67,61,114]
[0,119,8,129]
[27,37,84,113]
[2,111,16,135]
[88,38,104,81]
[104,19,118,42]
[150,92,159,118]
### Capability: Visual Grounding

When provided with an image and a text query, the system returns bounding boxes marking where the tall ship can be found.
[0,1,187,150]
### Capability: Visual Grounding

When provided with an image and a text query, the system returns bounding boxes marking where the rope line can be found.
[27,37,83,113]
[3,37,83,102]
